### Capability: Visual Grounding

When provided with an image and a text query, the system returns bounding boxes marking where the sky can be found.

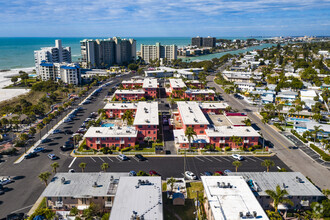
[0,0,329,37]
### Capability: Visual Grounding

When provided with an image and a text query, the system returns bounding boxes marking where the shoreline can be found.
[0,67,34,102]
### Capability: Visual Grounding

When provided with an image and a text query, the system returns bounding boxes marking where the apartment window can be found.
[154,131,156,134]
[115,137,119,140]
[90,144,93,147]
[148,125,151,128]
[94,197,98,199]
[148,131,150,134]
[200,125,204,128]
[89,138,93,141]
[128,137,131,140]
[138,125,142,128]
[200,131,204,134]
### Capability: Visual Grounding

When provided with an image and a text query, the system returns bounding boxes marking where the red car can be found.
[149,170,159,176]
[214,171,224,175]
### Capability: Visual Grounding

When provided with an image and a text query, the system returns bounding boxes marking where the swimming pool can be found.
[29,74,37,77]
[101,123,115,127]
[288,118,310,122]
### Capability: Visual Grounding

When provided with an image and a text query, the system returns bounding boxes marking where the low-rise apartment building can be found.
[142,78,158,98]
[234,82,256,92]
[201,176,269,220]
[84,126,137,149]
[103,102,138,118]
[110,176,163,220]
[199,102,229,114]
[133,102,159,142]
[276,91,298,105]
[114,89,145,101]
[121,79,143,89]
[185,89,215,101]
[228,172,325,210]
[42,172,128,213]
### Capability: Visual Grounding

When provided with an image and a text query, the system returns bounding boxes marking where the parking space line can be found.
[253,157,264,162]
[203,157,213,162]
[211,157,222,162]
[195,157,204,162]
[246,157,256,162]
[116,157,122,162]
[90,157,96,162]
[68,157,76,168]
[132,157,139,162]
[107,157,113,162]
[221,157,231,162]
[98,157,105,162]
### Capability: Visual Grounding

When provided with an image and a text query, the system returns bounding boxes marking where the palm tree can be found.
[232,161,242,172]
[79,162,87,172]
[51,162,59,173]
[122,110,134,125]
[313,125,324,143]
[101,163,109,172]
[242,118,252,126]
[185,127,197,150]
[38,171,51,186]
[167,177,176,196]
[265,185,293,213]
[225,106,232,112]
[230,135,243,148]
[261,159,275,172]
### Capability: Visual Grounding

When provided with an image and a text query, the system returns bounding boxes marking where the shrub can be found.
[116,147,120,151]
[121,147,132,152]
[248,147,254,152]
[291,129,308,143]
[310,144,330,161]
[224,146,231,151]
[101,147,112,154]
[0,147,18,155]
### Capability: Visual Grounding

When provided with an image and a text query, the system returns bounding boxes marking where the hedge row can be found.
[290,129,308,143]
[309,144,330,161]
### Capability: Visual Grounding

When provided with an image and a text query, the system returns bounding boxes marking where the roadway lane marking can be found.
[68,157,77,168]
[195,157,205,162]
[90,157,96,162]
[107,157,113,162]
[212,157,222,162]
[98,157,105,162]
[203,157,213,162]
[10,204,34,213]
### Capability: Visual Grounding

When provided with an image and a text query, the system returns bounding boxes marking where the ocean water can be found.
[0,37,265,70]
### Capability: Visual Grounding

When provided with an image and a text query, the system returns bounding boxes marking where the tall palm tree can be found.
[51,162,59,174]
[101,163,109,172]
[122,110,134,125]
[79,162,87,172]
[313,125,324,143]
[232,161,242,172]
[185,127,197,150]
[242,118,252,126]
[166,177,176,196]
[38,171,51,186]
[265,185,293,212]
[261,159,275,172]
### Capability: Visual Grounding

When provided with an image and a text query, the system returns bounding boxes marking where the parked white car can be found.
[185,171,197,180]
[0,177,13,185]
[232,154,244,161]
[117,154,128,161]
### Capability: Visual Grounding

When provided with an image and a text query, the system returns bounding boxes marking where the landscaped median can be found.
[177,148,273,156]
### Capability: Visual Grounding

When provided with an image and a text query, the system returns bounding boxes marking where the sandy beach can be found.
[0,67,34,102]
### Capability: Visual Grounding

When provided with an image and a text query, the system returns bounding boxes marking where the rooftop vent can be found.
[145,119,150,123]
[96,130,101,133]
[93,182,98,188]
[246,129,250,132]
[61,177,66,184]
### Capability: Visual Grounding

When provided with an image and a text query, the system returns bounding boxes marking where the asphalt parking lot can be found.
[61,155,290,180]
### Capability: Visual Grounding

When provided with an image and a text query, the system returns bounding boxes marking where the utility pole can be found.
[183,148,186,180]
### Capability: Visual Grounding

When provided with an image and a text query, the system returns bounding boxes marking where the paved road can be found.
[61,155,289,180]
[207,72,330,189]
[0,74,135,218]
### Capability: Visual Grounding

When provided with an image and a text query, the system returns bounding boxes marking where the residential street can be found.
[207,71,330,190]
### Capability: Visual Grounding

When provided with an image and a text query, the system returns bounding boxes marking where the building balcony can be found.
[105,201,113,207]
[219,140,225,143]
[244,140,249,143]
[95,140,101,144]
[300,200,310,207]
[120,140,125,144]
[54,201,63,208]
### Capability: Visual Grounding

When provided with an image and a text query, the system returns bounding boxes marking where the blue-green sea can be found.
[0,37,269,70]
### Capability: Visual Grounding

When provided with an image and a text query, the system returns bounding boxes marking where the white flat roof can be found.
[42,172,129,197]
[205,126,260,137]
[115,89,145,94]
[110,177,163,220]
[83,126,137,138]
[201,176,269,220]
[169,78,186,88]
[173,129,209,144]
[177,101,209,125]
[122,79,143,84]
[200,102,229,109]
[300,90,317,97]
[228,172,325,197]
[104,102,138,110]
[143,78,158,88]
[185,89,215,94]
[133,102,159,125]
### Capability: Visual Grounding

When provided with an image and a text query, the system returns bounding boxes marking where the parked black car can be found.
[60,144,74,151]
[134,154,146,161]
[24,152,37,159]
[64,130,73,135]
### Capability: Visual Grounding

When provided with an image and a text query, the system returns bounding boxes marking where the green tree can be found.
[51,162,59,173]
[101,163,109,172]
[313,125,324,143]
[261,159,275,172]
[29,127,36,136]
[266,185,293,213]
[122,110,134,125]
[242,118,252,126]
[79,162,87,172]
[232,161,242,172]
[185,127,197,150]
[128,63,138,71]
[38,171,51,186]
[70,207,79,216]
[11,76,18,85]
[167,177,176,196]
